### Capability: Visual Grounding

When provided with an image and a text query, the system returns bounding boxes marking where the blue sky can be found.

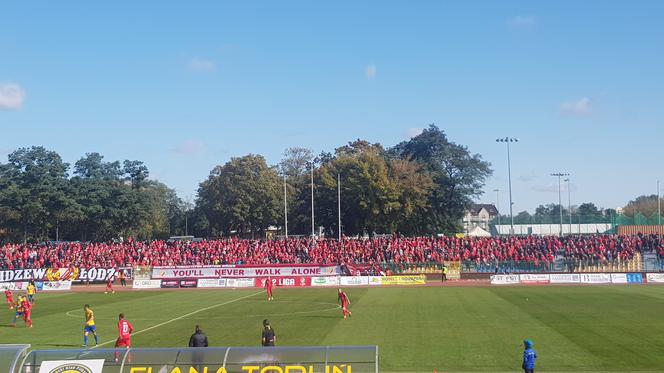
[1,1,663,213]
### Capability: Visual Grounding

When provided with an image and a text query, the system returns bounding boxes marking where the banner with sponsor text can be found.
[519,274,551,284]
[646,273,664,283]
[380,275,426,285]
[133,279,162,289]
[490,274,520,285]
[151,265,341,279]
[255,277,312,288]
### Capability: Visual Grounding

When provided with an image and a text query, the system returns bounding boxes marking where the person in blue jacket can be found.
[522,339,537,373]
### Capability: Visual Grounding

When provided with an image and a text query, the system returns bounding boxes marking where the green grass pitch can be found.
[3,286,664,372]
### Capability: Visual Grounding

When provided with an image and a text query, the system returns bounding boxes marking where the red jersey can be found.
[107,278,114,286]
[265,279,273,290]
[21,300,32,313]
[4,290,12,300]
[118,319,133,338]
[338,292,349,305]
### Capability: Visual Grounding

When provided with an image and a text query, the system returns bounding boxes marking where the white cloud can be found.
[0,83,26,110]
[187,57,216,72]
[406,128,424,138]
[365,64,377,79]
[509,15,536,28]
[173,140,207,155]
[560,97,591,116]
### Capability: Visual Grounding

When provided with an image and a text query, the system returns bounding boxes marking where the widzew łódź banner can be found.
[151,264,341,279]
[0,267,132,283]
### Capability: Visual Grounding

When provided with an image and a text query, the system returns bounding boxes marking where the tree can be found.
[390,124,492,233]
[623,195,659,218]
[197,155,282,237]
[577,202,600,217]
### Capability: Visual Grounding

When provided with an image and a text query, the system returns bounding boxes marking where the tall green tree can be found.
[197,154,282,237]
[391,124,492,233]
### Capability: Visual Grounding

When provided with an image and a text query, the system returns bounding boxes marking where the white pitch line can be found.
[91,290,264,348]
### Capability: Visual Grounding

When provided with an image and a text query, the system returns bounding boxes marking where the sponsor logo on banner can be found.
[133,279,162,289]
[40,359,104,373]
[255,277,312,288]
[550,274,580,283]
[40,281,72,291]
[161,280,180,288]
[646,273,664,283]
[0,281,28,291]
[626,273,643,283]
[197,278,227,288]
[580,273,611,284]
[226,278,255,288]
[339,276,369,286]
[490,275,520,285]
[311,276,340,287]
[179,280,198,288]
[611,273,628,284]
[519,274,550,284]
[380,275,426,285]
[151,265,341,279]
[368,276,382,286]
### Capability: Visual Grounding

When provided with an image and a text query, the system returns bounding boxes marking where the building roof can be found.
[468,203,499,216]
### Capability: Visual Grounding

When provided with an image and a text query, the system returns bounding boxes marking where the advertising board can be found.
[549,274,580,284]
[310,276,340,287]
[646,273,664,283]
[519,274,550,284]
[580,273,611,284]
[197,278,228,288]
[133,279,162,289]
[380,275,426,285]
[339,276,369,286]
[255,277,312,288]
[490,274,519,285]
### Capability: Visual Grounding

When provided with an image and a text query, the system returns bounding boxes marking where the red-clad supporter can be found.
[0,234,661,269]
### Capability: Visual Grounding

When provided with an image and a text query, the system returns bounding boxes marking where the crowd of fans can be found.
[1,234,662,270]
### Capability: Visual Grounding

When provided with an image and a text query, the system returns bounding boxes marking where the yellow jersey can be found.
[27,284,35,295]
[85,308,95,326]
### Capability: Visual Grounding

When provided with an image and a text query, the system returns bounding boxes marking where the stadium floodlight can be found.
[551,172,570,236]
[565,178,572,234]
[495,137,519,235]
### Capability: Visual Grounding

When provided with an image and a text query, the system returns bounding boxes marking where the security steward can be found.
[442,265,448,282]
[261,319,276,347]
[189,325,209,347]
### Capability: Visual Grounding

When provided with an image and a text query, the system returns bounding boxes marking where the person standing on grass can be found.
[261,319,276,346]
[189,325,209,347]
[441,265,448,282]
[265,277,274,301]
[522,339,537,373]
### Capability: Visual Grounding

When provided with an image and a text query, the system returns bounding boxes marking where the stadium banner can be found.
[311,276,340,287]
[646,273,664,283]
[611,273,628,284]
[160,280,180,288]
[490,274,520,285]
[0,267,130,283]
[340,276,369,286]
[380,275,426,285]
[133,279,162,289]
[39,359,104,373]
[0,281,29,290]
[580,273,611,284]
[368,276,382,286]
[226,278,255,288]
[519,274,550,284]
[36,280,72,291]
[179,280,198,288]
[626,273,643,284]
[255,277,312,288]
[549,274,581,284]
[151,265,341,279]
[197,278,228,288]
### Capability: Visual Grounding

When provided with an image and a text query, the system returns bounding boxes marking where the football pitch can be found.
[3,286,664,372]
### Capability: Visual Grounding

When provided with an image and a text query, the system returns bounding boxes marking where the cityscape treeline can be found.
[0,125,492,242]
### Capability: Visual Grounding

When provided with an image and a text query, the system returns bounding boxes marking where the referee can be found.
[261,319,276,347]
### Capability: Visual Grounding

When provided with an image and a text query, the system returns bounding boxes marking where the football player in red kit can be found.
[338,288,352,319]
[265,277,274,301]
[5,289,14,310]
[114,313,134,362]
[21,297,33,328]
[105,276,115,294]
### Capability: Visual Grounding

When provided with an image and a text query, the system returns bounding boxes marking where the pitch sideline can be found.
[90,290,264,348]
